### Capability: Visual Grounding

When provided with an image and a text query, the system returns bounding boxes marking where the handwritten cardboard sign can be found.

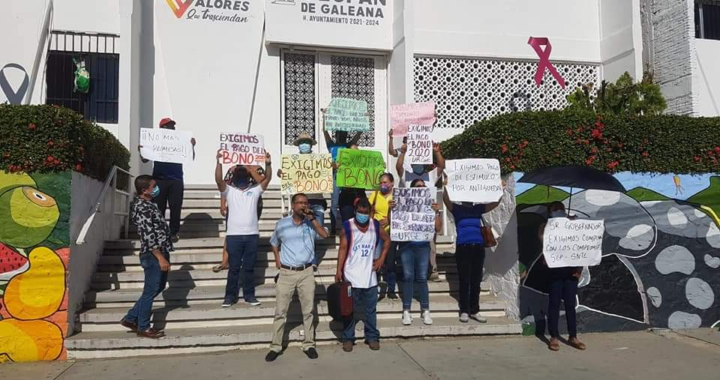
[218,133,265,166]
[324,98,370,132]
[280,153,334,194]
[391,188,435,242]
[390,101,436,136]
[445,159,503,203]
[140,129,193,164]
[406,124,433,165]
[542,218,604,268]
[336,149,385,190]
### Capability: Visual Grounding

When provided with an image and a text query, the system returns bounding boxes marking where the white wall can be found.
[52,0,120,34]
[68,172,124,334]
[413,0,601,63]
[599,0,643,81]
[695,39,720,117]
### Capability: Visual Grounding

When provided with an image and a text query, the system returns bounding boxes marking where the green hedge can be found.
[0,104,130,181]
[440,109,720,174]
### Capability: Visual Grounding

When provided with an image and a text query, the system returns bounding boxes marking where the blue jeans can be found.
[342,286,380,343]
[310,203,325,266]
[123,252,169,331]
[330,179,340,232]
[225,235,260,303]
[399,243,430,310]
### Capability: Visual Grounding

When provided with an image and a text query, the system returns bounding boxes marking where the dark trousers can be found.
[224,235,260,302]
[455,244,485,314]
[154,178,184,236]
[548,277,579,338]
[342,286,380,343]
[123,252,169,331]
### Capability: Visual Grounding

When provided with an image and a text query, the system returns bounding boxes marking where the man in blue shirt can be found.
[265,193,329,362]
[138,118,196,243]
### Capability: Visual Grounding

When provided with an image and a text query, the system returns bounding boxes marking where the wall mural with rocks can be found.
[515,172,720,334]
[0,171,70,362]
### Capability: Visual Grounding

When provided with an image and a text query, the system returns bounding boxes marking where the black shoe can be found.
[304,347,319,359]
[265,351,280,362]
[171,235,180,243]
[387,292,398,300]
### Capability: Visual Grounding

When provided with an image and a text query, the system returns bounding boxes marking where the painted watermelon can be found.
[0,243,29,281]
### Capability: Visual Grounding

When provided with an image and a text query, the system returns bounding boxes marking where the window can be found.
[45,32,120,123]
[696,1,720,40]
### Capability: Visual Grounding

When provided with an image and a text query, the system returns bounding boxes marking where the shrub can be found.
[440,108,720,174]
[0,104,129,181]
[566,71,667,116]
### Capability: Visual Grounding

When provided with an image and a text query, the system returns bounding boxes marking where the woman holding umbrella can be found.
[538,201,586,352]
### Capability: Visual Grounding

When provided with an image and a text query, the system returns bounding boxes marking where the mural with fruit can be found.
[0,171,70,362]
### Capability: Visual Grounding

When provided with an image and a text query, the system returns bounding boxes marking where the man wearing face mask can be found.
[138,118,196,243]
[215,150,272,307]
[335,198,391,352]
[277,132,327,268]
[120,175,173,339]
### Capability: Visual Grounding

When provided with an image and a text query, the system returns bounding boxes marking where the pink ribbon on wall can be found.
[527,37,566,89]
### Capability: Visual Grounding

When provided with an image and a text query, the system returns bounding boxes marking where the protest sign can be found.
[445,159,503,203]
[542,218,605,268]
[390,102,436,136]
[391,188,435,242]
[336,149,385,190]
[218,133,265,166]
[280,153,334,194]
[406,124,433,165]
[324,98,370,132]
[140,129,193,164]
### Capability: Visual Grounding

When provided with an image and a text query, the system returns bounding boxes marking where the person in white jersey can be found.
[215,149,271,307]
[335,198,391,352]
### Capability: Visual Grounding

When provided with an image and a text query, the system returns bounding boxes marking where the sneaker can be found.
[459,313,470,323]
[402,310,413,326]
[120,319,138,332]
[342,341,354,352]
[303,347,319,359]
[421,310,433,325]
[367,341,380,351]
[221,299,236,308]
[246,298,262,306]
[470,313,488,323]
[171,235,180,243]
[265,351,280,362]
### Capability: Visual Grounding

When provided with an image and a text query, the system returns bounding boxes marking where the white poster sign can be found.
[445,159,503,203]
[406,124,433,165]
[542,218,605,268]
[265,0,393,50]
[390,188,435,242]
[218,133,266,166]
[140,129,194,164]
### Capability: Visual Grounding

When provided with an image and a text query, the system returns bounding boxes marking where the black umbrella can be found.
[518,165,626,211]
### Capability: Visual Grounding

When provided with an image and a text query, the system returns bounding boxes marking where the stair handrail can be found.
[25,0,54,104]
[76,166,134,245]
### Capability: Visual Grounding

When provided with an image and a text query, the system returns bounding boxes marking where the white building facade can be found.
[2,0,658,184]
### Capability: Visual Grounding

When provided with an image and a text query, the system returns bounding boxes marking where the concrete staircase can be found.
[65,185,521,359]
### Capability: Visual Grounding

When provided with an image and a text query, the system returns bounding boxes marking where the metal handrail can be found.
[76,166,134,245]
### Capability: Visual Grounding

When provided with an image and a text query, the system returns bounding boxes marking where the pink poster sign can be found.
[390,102,437,136]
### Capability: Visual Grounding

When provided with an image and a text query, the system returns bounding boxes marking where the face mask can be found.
[299,143,312,154]
[550,210,566,218]
[411,165,425,175]
[380,184,390,194]
[150,186,160,198]
[355,213,370,224]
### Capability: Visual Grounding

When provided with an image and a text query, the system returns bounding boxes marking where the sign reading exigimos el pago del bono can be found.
[266,0,393,50]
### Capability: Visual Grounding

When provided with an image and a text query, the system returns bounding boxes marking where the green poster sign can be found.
[336,149,385,190]
[324,98,371,132]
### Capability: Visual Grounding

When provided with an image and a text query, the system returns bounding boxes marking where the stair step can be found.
[76,295,507,332]
[65,316,522,359]
[83,282,491,308]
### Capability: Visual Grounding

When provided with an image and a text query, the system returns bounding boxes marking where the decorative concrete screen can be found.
[284,53,317,146]
[413,57,600,129]
[331,56,376,146]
